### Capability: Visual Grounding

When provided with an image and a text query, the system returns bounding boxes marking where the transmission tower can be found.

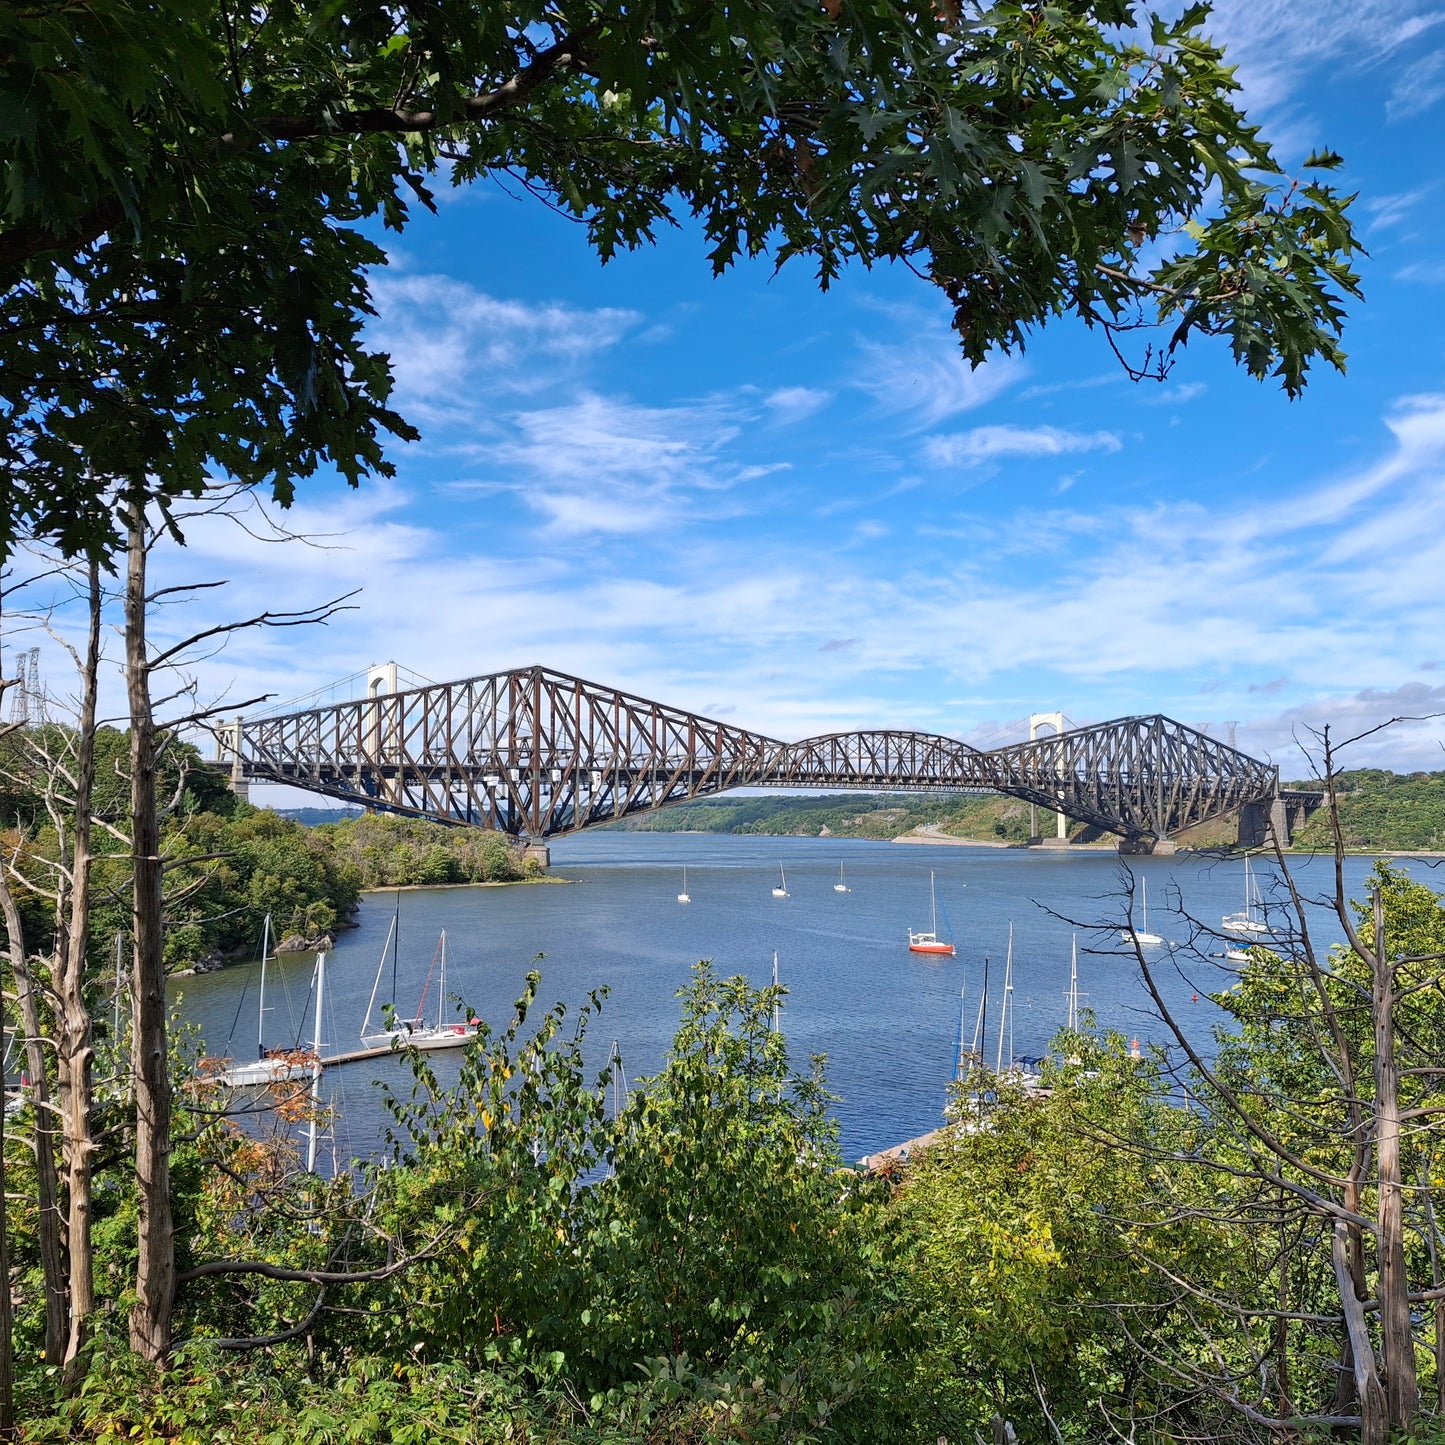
[8,647,42,725]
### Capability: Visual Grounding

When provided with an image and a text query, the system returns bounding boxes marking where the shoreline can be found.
[360,876,574,895]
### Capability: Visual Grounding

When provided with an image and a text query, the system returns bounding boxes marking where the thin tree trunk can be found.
[0,985,14,1438]
[1333,1219,1386,1445]
[126,502,173,1361]
[54,561,100,1385]
[1371,885,1419,1426]
[0,873,66,1362]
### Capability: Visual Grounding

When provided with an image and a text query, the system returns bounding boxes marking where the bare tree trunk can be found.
[125,503,173,1361]
[1333,1220,1386,1445]
[52,562,100,1385]
[1371,885,1419,1426]
[0,873,66,1363]
[0,987,14,1438]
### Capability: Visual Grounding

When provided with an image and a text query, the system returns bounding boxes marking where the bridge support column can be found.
[1238,797,1292,849]
[1119,836,1177,856]
[221,717,249,802]
[523,843,550,870]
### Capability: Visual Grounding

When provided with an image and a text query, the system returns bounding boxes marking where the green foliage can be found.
[1289,768,1445,851]
[1,1,1362,562]
[896,1040,1221,1441]
[316,811,524,888]
[613,790,1066,843]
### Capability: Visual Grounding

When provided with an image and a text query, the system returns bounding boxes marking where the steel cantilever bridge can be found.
[216,664,1298,851]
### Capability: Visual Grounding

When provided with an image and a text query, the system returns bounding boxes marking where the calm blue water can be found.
[171,835,1400,1164]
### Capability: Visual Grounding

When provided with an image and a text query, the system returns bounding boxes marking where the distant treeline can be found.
[608,791,1066,843]
[610,770,1445,853]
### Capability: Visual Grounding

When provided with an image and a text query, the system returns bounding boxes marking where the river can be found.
[171,834,1403,1165]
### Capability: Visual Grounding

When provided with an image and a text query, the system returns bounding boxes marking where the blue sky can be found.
[131,1,1445,782]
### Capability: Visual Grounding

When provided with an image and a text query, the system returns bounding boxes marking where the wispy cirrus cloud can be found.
[1200,0,1445,120]
[491,392,750,537]
[367,269,641,427]
[924,424,1123,468]
[853,330,1025,429]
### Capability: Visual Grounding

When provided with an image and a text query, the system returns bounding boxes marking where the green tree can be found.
[2,1,1362,563]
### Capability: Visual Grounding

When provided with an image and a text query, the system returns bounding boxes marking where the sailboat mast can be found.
[930,871,938,934]
[771,951,780,1034]
[955,986,968,1081]
[436,930,447,1030]
[974,954,990,1059]
[1068,935,1079,1033]
[361,913,398,1040]
[305,950,325,1174]
[257,913,271,1059]
[392,892,400,1008]
[995,925,1013,1073]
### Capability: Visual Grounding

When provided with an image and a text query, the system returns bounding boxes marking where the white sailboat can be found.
[677,867,691,904]
[361,914,477,1052]
[833,863,850,893]
[1223,855,1270,937]
[909,870,956,955]
[1120,876,1163,947]
[771,864,789,898]
[213,916,316,1088]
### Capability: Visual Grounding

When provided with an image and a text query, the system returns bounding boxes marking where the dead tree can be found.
[1108,721,1441,1444]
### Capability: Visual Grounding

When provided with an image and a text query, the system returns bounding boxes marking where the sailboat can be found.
[213,916,316,1088]
[1223,855,1270,937]
[361,913,477,1052]
[677,867,691,904]
[771,864,789,898]
[909,871,956,955]
[833,863,850,893]
[1120,876,1163,947]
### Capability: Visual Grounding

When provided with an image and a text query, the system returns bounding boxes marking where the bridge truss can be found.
[218,664,1282,846]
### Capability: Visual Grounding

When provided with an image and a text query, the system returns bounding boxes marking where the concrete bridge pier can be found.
[1027,712,1070,846]
[1231,797,1300,849]
[1238,796,1292,849]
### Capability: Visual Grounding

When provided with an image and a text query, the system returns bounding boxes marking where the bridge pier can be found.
[1238,796,1293,849]
[1118,836,1178,856]
[523,843,550,870]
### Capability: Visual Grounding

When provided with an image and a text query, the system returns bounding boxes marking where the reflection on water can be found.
[172,834,1395,1163]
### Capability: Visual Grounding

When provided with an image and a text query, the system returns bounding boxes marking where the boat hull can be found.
[908,939,956,956]
[362,1026,477,1053]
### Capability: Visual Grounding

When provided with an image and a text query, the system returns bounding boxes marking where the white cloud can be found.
[924,425,1123,467]
[764,386,831,424]
[39,386,1445,791]
[853,335,1025,429]
[490,392,751,537]
[1199,1,1444,119]
[1139,382,1207,407]
[366,270,641,427]
[1238,684,1445,774]
[1396,259,1445,285]
[1364,185,1437,234]
[1388,45,1445,120]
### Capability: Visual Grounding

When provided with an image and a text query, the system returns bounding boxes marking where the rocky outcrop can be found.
[276,932,334,954]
